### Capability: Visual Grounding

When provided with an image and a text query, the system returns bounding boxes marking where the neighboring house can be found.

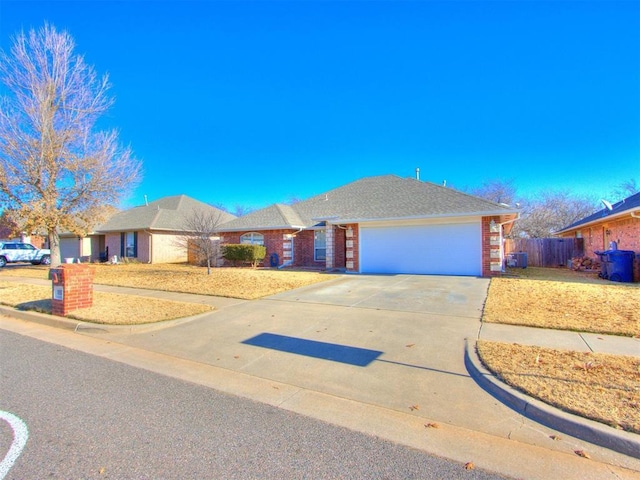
[60,195,236,264]
[218,175,519,277]
[556,191,640,281]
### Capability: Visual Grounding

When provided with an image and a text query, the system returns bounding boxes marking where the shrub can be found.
[222,244,267,268]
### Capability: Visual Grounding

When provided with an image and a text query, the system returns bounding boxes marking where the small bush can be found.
[222,244,267,268]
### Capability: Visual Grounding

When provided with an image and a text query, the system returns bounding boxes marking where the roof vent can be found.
[415,167,420,181]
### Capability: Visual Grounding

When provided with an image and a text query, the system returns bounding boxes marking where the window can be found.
[240,232,264,246]
[120,232,138,258]
[314,230,326,261]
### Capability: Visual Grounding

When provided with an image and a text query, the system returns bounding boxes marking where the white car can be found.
[0,242,51,267]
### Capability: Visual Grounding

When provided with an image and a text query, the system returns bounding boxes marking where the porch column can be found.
[325,225,334,270]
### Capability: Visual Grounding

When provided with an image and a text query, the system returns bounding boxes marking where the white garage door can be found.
[59,238,80,261]
[359,222,482,276]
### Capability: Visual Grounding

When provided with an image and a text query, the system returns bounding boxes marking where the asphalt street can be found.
[0,330,510,480]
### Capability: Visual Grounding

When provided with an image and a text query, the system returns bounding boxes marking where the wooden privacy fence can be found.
[505,238,584,268]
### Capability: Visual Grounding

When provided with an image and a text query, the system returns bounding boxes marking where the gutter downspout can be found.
[499,213,520,229]
[631,210,640,219]
[278,228,304,269]
[498,214,521,272]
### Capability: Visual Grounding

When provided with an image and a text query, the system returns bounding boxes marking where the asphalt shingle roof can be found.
[220,175,518,231]
[557,191,640,232]
[97,195,236,232]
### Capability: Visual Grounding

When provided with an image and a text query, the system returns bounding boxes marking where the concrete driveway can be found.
[91,274,555,442]
[267,274,489,317]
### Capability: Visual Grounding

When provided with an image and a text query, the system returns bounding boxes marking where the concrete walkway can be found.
[1,274,639,479]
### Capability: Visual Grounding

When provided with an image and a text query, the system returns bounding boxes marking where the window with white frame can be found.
[240,232,264,246]
[314,230,326,261]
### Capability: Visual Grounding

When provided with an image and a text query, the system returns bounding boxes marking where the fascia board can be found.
[555,209,640,234]
[329,211,519,225]
[218,225,308,232]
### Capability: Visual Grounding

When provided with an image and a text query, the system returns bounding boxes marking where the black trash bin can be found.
[605,250,635,282]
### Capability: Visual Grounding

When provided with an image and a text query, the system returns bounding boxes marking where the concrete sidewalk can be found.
[479,322,640,357]
[1,274,639,479]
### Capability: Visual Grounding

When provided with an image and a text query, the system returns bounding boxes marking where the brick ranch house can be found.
[218,175,519,277]
[556,191,640,282]
[59,195,235,263]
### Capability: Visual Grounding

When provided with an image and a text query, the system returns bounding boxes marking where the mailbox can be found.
[51,268,64,301]
[50,264,95,316]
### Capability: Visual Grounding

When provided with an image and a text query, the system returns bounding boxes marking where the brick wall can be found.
[564,216,640,282]
[334,226,346,269]
[482,216,502,277]
[344,223,359,272]
[51,264,95,316]
[221,229,297,267]
[150,232,188,263]
[293,230,325,268]
[104,233,120,262]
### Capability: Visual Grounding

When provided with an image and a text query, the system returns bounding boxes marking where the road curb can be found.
[0,305,81,331]
[0,305,210,335]
[464,338,640,460]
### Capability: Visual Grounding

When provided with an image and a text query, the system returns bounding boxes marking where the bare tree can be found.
[176,208,228,274]
[285,195,303,205]
[469,178,518,206]
[0,24,142,267]
[212,203,253,217]
[516,191,597,238]
[610,178,639,200]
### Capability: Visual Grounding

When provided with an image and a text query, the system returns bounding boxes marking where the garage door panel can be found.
[360,223,481,276]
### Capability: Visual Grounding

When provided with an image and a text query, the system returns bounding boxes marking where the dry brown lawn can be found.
[2,263,330,300]
[484,267,640,337]
[480,267,640,434]
[0,263,330,325]
[477,341,640,434]
[0,281,212,325]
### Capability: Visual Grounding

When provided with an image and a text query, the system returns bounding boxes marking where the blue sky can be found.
[1,1,638,211]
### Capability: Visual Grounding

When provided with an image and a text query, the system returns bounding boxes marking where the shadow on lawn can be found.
[16,298,52,314]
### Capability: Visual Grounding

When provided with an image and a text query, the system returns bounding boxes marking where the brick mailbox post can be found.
[50,264,95,316]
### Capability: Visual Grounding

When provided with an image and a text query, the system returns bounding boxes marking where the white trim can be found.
[332,211,518,225]
[556,210,640,234]
[314,229,327,262]
[240,232,265,246]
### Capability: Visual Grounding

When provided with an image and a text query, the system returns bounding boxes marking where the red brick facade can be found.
[221,219,507,277]
[51,264,95,316]
[561,216,640,282]
[343,223,359,272]
[481,216,503,277]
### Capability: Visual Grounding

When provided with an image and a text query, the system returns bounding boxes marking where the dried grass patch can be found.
[0,263,330,299]
[484,275,639,337]
[0,281,212,325]
[477,340,640,434]
[88,264,330,299]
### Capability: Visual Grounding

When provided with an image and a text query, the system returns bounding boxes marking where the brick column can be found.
[345,224,359,272]
[482,216,503,277]
[325,225,334,270]
[51,264,95,316]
